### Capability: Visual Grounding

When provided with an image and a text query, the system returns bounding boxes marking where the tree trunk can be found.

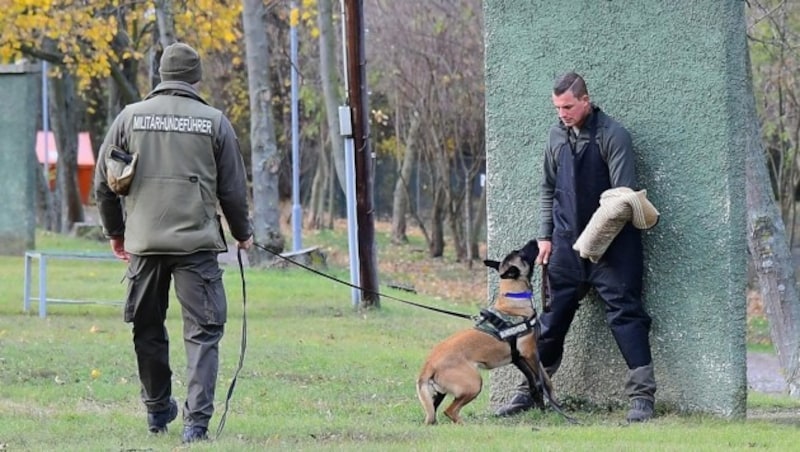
[35,164,54,231]
[446,149,467,262]
[745,53,800,397]
[318,0,346,194]
[325,147,336,229]
[243,0,285,266]
[427,122,452,258]
[391,111,420,244]
[470,176,486,258]
[429,188,446,257]
[308,131,329,229]
[154,0,176,48]
[152,0,176,89]
[49,71,84,233]
[462,167,472,265]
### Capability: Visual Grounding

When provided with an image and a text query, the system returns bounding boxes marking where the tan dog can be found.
[416,240,554,425]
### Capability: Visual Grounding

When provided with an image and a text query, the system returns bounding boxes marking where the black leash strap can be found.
[541,264,551,313]
[215,248,247,439]
[536,360,578,424]
[509,352,578,425]
[252,241,474,320]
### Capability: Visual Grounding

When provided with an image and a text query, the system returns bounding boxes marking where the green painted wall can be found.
[485,1,748,417]
[0,64,39,255]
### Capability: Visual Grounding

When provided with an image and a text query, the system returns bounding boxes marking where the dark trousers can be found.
[124,251,227,428]
[537,261,653,371]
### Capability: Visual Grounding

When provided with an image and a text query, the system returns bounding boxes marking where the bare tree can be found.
[318,0,346,193]
[748,1,800,240]
[391,108,420,244]
[151,0,177,88]
[306,0,345,230]
[243,0,285,265]
[307,133,330,229]
[49,71,85,233]
[745,74,800,396]
[746,0,800,396]
[368,0,485,259]
[154,0,176,48]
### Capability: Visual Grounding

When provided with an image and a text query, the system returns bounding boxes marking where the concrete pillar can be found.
[485,1,748,417]
[0,64,39,255]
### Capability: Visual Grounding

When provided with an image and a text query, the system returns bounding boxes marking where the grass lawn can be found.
[0,228,798,451]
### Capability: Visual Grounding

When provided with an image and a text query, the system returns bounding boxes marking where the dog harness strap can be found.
[498,319,536,340]
[507,337,521,362]
[476,308,537,341]
[475,309,505,340]
[509,348,534,383]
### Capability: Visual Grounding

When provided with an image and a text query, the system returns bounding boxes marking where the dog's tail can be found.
[416,370,444,425]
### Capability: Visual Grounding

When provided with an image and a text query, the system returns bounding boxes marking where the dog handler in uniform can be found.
[94,42,253,442]
[496,72,656,422]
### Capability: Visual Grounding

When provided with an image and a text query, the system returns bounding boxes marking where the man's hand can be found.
[536,240,552,265]
[110,236,129,262]
[237,236,253,250]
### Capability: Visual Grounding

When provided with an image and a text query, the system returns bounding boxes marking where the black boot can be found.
[625,363,656,423]
[626,397,654,423]
[182,425,209,443]
[147,398,178,434]
[495,392,536,417]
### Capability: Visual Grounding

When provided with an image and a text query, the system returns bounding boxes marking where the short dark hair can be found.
[553,72,588,97]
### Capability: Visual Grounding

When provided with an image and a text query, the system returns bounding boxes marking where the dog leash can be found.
[215,248,247,439]
[535,360,578,424]
[251,241,475,320]
[246,242,577,424]
[540,264,551,313]
[214,241,473,438]
[512,354,578,425]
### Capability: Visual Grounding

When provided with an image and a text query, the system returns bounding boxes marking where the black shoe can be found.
[182,425,209,443]
[626,398,654,423]
[147,398,178,434]
[495,392,535,417]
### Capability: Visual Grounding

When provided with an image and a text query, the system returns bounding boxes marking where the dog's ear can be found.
[500,265,521,280]
[484,259,500,271]
[518,239,539,265]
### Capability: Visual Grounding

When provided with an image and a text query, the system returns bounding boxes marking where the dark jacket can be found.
[94,81,251,255]
[538,106,636,240]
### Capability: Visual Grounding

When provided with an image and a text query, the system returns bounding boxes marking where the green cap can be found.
[159,43,202,84]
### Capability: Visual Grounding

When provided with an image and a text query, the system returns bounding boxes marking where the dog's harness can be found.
[476,290,578,424]
[474,290,538,375]
[475,291,537,343]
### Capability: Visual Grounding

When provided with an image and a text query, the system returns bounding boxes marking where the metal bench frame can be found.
[23,250,123,318]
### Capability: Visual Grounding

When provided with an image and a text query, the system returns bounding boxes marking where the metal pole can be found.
[41,60,49,190]
[342,131,361,306]
[290,1,302,251]
[343,0,379,307]
[338,0,361,306]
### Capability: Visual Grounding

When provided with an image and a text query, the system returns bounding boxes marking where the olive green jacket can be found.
[94,81,251,255]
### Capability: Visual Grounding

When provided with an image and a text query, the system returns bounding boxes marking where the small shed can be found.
[35,131,95,205]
